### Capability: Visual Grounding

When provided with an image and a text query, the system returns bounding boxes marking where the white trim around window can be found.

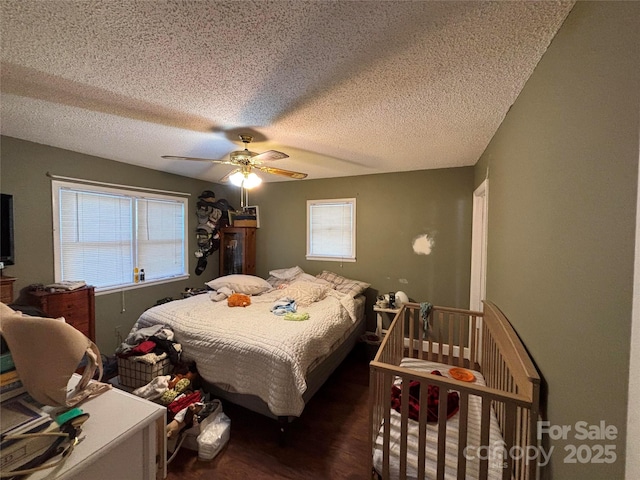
[306,198,356,262]
[51,180,188,293]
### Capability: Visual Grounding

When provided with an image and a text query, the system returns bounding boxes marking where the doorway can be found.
[469,179,488,312]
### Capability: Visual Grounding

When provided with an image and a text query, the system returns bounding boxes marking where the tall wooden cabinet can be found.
[25,286,96,341]
[219,227,256,276]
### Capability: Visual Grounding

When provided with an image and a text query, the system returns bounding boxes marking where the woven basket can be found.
[117,356,172,388]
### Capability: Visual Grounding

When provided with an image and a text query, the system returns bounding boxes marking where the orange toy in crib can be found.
[449,367,476,382]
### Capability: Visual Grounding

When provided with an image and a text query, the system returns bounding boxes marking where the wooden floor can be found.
[165,344,372,480]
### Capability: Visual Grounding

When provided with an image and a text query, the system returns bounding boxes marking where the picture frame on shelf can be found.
[243,206,260,228]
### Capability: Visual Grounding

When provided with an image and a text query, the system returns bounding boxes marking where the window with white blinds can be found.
[306,198,356,262]
[52,180,187,291]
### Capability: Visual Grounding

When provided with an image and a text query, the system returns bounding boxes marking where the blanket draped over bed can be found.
[129,289,360,417]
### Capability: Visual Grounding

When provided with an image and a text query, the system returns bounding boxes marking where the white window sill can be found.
[95,274,189,295]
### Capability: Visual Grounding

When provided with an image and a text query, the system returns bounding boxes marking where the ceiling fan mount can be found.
[162,134,307,183]
[238,134,253,144]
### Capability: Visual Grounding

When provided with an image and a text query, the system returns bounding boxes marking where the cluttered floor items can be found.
[115,326,230,463]
[115,324,182,389]
[128,363,231,463]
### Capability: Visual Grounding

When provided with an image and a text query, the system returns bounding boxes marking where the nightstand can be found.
[373,306,400,338]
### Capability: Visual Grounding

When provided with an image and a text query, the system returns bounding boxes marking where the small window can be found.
[306,198,356,262]
[52,180,188,292]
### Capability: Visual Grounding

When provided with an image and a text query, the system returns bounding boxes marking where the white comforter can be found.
[130,289,359,417]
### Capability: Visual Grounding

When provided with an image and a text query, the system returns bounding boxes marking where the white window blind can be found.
[53,180,187,291]
[306,198,356,262]
[137,198,185,280]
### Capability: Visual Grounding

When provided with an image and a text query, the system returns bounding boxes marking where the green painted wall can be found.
[0,136,233,353]
[1,136,474,351]
[249,167,474,332]
[475,3,639,478]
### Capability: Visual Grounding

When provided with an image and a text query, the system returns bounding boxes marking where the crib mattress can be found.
[373,358,504,480]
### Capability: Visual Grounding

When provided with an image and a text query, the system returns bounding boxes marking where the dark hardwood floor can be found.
[166,344,372,480]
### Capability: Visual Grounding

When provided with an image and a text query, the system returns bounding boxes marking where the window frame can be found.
[306,197,357,262]
[51,180,189,293]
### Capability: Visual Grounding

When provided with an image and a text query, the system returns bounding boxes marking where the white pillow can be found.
[268,266,304,280]
[279,281,330,307]
[266,275,288,288]
[206,275,272,295]
[290,273,320,284]
[315,270,370,297]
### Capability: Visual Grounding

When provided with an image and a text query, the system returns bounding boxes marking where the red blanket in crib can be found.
[390,370,460,422]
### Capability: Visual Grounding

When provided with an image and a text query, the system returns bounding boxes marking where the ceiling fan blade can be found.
[161,155,232,165]
[219,168,240,183]
[250,150,289,163]
[254,165,308,179]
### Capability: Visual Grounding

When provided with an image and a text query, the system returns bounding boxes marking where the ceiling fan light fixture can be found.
[229,171,245,187]
[229,171,262,189]
[245,172,262,189]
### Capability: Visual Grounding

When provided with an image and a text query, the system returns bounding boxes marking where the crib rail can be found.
[369,301,540,480]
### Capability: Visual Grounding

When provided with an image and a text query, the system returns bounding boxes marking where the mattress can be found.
[130,289,363,417]
[373,358,504,480]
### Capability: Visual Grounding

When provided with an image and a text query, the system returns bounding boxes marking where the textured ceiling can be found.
[0,1,574,183]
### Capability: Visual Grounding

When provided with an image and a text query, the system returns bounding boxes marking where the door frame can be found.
[469,179,488,312]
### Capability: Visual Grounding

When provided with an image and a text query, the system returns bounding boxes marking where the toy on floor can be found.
[166,402,205,439]
[160,371,199,405]
[132,375,172,401]
[166,398,227,463]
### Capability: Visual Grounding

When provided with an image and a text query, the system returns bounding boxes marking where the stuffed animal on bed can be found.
[227,293,251,307]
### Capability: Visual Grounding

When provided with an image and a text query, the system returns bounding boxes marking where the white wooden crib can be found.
[369,301,540,480]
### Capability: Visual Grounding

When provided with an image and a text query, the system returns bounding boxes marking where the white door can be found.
[469,179,488,312]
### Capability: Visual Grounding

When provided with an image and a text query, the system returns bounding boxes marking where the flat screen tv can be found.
[1,193,15,266]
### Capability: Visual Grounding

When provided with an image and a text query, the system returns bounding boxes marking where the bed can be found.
[370,301,540,480]
[125,270,367,428]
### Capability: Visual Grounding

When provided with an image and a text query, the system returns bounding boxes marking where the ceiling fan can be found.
[162,134,308,187]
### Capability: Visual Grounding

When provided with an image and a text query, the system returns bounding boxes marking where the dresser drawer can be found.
[0,276,16,304]
[25,286,95,341]
[67,319,91,338]
[0,290,12,304]
[45,291,90,318]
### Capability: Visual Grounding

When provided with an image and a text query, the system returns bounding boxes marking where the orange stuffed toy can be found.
[227,293,251,307]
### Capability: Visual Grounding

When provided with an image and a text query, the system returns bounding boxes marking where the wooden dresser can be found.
[25,286,96,341]
[0,275,16,304]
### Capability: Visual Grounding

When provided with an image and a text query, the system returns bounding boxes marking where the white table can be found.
[374,306,400,338]
[29,376,166,480]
